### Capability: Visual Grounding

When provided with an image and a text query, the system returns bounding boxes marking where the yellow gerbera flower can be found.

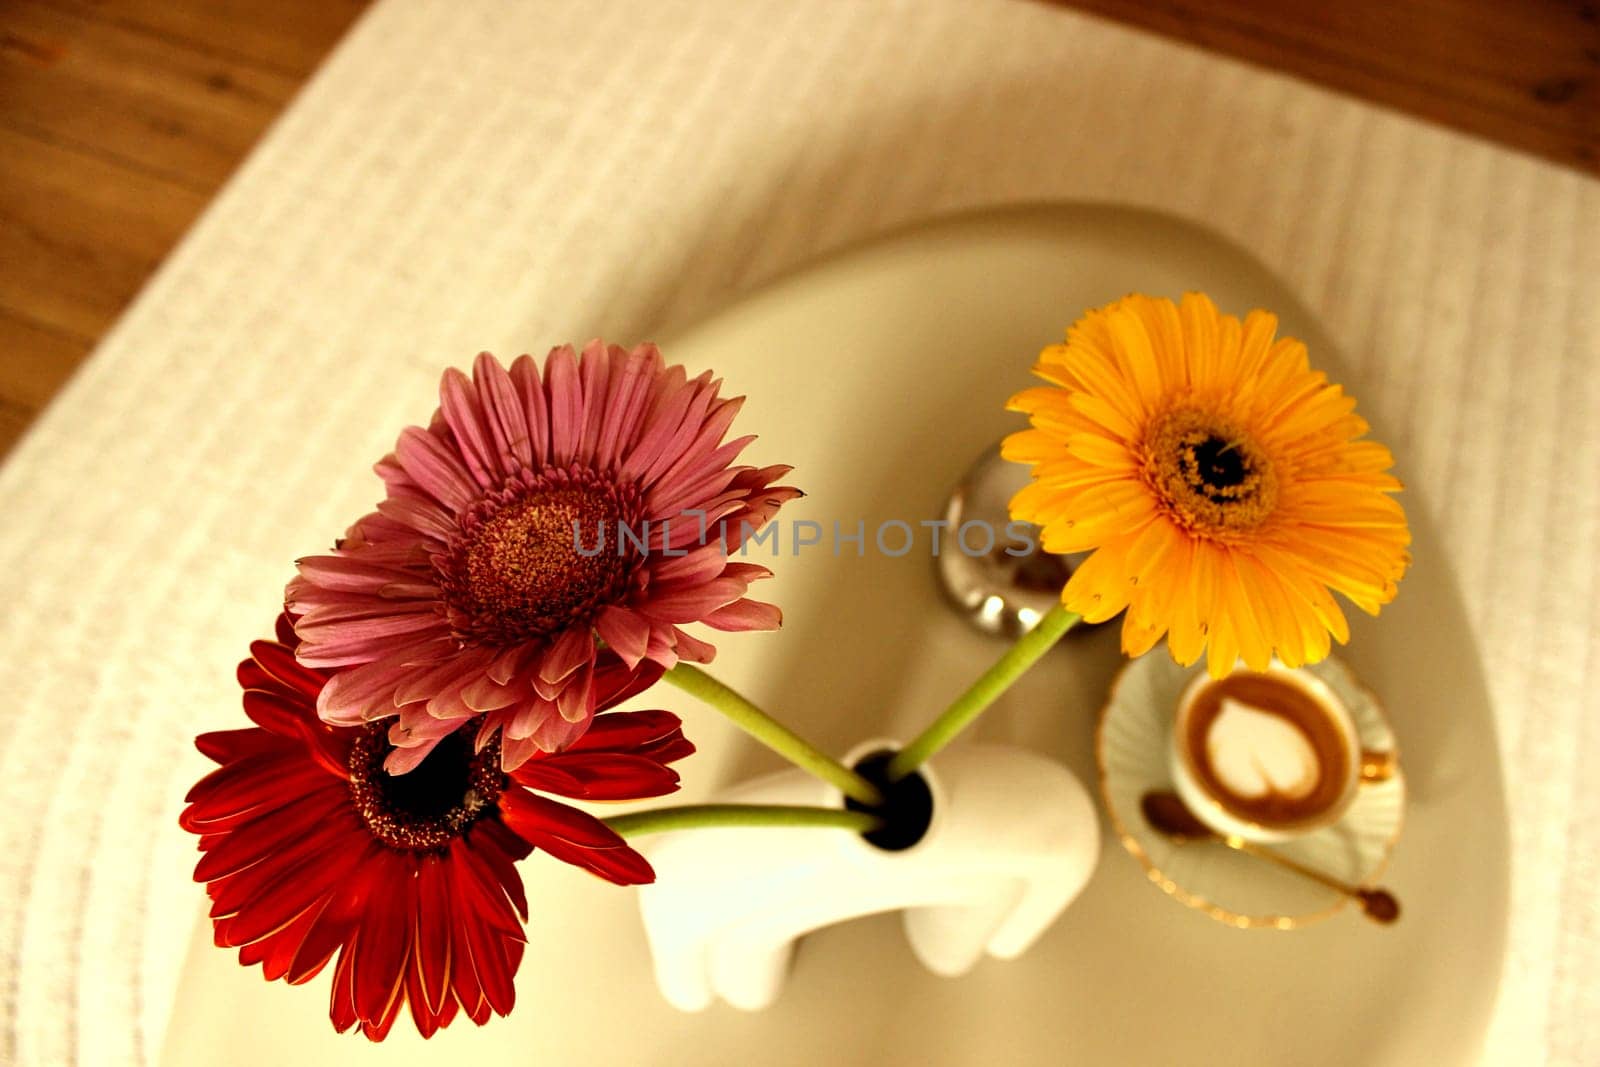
[1004,292,1410,677]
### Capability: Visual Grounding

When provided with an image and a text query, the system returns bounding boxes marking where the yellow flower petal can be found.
[1000,428,1067,464]
[1062,540,1137,624]
[1066,432,1138,470]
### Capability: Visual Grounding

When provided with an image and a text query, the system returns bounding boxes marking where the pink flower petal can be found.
[394,427,478,512]
[318,659,412,725]
[498,732,544,770]
[292,596,432,630]
[388,714,461,746]
[649,542,728,584]
[619,369,699,482]
[460,672,519,713]
[293,556,421,596]
[313,636,454,718]
[594,606,650,669]
[575,340,613,466]
[438,367,498,489]
[593,346,660,469]
[555,661,593,723]
[508,354,550,469]
[394,649,495,707]
[424,675,476,723]
[635,376,722,486]
[635,577,746,623]
[650,413,749,502]
[643,624,679,668]
[377,491,459,544]
[486,646,528,686]
[701,597,783,632]
[647,462,746,519]
[668,627,717,664]
[529,711,587,755]
[500,695,550,741]
[294,610,444,665]
[474,351,532,473]
[538,626,594,686]
[545,345,582,466]
[720,561,774,584]
[381,741,437,775]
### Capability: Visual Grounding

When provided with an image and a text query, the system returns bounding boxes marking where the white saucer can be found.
[1098,651,1405,928]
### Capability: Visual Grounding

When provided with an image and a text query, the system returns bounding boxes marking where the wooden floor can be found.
[0,0,368,456]
[0,0,1595,459]
[1050,0,1600,175]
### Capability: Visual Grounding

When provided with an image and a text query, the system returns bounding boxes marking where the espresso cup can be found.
[1168,663,1370,844]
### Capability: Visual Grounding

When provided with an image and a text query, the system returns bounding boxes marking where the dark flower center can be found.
[439,468,643,644]
[1190,436,1247,495]
[1145,408,1278,535]
[347,725,505,851]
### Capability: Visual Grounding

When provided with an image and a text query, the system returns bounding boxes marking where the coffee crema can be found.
[1180,674,1351,828]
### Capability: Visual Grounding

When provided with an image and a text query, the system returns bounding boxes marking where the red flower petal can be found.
[515,753,681,800]
[191,789,343,879]
[411,855,452,1016]
[193,727,273,766]
[564,708,685,752]
[352,852,412,1025]
[246,640,324,695]
[498,790,655,886]
[183,631,539,1042]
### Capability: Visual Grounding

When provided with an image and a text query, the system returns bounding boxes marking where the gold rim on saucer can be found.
[1095,652,1406,930]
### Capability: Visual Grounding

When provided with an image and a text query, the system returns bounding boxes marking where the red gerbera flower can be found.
[286,342,798,772]
[180,618,694,1040]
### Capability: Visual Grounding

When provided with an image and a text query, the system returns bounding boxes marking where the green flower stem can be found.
[887,603,1081,781]
[664,663,885,807]
[604,803,882,838]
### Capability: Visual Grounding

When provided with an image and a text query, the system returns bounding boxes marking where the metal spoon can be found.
[1140,790,1401,925]
[937,444,1095,638]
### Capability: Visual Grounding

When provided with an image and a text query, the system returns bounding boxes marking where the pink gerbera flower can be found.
[288,342,798,772]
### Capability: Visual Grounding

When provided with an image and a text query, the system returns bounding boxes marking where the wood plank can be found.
[0,1,364,461]
[47,0,369,76]
[0,124,205,342]
[1046,0,1600,174]
[1,0,300,190]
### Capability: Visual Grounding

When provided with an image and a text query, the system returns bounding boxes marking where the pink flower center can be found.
[439,468,642,644]
[348,726,506,851]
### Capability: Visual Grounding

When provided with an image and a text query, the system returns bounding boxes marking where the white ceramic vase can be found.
[636,740,1100,1012]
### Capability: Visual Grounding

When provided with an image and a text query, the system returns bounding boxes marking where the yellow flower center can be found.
[1143,407,1278,536]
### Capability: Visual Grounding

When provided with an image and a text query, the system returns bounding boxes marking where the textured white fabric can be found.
[1,1,1596,1063]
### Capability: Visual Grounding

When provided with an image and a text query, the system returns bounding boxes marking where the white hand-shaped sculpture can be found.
[637,741,1100,1012]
